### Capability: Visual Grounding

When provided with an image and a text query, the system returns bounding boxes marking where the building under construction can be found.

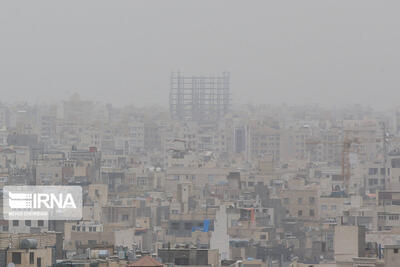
[170,72,230,122]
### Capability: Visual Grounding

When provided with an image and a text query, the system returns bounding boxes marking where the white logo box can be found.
[3,186,82,220]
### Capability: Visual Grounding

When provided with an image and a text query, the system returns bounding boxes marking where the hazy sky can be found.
[1,1,399,108]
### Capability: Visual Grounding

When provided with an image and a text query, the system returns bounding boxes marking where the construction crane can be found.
[306,135,383,194]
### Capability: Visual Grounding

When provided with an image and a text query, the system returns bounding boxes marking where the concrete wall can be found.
[334,225,365,262]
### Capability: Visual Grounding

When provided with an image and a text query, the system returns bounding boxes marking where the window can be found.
[369,168,378,175]
[309,209,315,217]
[321,205,327,211]
[284,198,290,204]
[25,220,31,226]
[38,220,44,227]
[122,214,129,221]
[184,223,193,230]
[298,198,303,204]
[309,197,315,204]
[298,210,303,216]
[331,205,337,211]
[392,158,400,168]
[30,252,34,264]
[394,248,399,254]
[12,252,21,264]
[72,225,76,231]
[13,220,19,226]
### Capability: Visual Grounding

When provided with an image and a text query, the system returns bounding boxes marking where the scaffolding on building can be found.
[169,72,231,122]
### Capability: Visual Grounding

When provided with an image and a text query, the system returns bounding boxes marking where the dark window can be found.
[309,197,315,204]
[310,209,315,217]
[392,158,400,168]
[12,252,21,264]
[25,220,31,226]
[184,223,193,230]
[122,214,129,221]
[369,168,378,175]
[30,252,34,264]
[13,220,19,226]
[395,248,399,254]
[298,210,303,216]
[38,220,44,227]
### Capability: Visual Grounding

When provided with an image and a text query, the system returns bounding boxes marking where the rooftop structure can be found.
[170,72,230,122]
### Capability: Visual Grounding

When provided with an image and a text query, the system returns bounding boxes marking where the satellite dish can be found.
[8,263,16,267]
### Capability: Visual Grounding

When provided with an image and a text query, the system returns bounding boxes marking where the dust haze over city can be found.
[2,1,400,267]
[2,1,400,109]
